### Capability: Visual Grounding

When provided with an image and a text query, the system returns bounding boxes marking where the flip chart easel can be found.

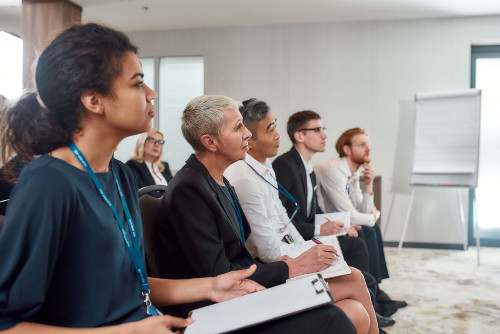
[397,89,481,265]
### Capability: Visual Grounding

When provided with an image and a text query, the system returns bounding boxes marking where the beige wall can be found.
[126,15,500,245]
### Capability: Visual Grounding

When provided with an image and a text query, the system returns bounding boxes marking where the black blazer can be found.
[151,155,288,316]
[272,147,322,240]
[125,160,173,189]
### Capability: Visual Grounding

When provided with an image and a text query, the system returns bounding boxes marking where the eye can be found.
[135,80,144,87]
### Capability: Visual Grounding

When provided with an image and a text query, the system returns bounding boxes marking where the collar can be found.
[342,156,363,180]
[245,154,273,177]
[297,150,313,175]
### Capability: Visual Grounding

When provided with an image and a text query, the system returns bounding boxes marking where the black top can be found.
[126,159,173,189]
[0,155,147,329]
[151,154,289,316]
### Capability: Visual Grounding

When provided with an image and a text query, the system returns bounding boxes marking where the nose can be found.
[144,83,157,102]
[242,124,252,140]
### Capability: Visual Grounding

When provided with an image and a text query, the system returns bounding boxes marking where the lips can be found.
[148,109,156,117]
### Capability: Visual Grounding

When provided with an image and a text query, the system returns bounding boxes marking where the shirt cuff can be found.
[314,224,321,236]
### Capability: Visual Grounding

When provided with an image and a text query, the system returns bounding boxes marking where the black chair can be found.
[138,185,168,277]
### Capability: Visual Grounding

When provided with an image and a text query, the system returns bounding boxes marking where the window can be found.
[158,56,204,171]
[470,45,500,246]
[0,31,22,100]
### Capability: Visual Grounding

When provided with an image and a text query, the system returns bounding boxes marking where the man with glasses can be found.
[314,128,407,310]
[273,110,345,240]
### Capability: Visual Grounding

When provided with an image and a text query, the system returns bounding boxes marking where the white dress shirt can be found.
[224,155,305,262]
[314,157,375,226]
[145,161,168,186]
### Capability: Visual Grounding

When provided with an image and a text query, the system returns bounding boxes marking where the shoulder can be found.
[272,150,295,169]
[8,156,81,213]
[16,155,75,191]
[224,160,252,182]
[166,164,211,200]
[314,158,347,183]
[125,159,142,168]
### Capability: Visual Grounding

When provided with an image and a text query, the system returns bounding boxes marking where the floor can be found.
[379,246,500,334]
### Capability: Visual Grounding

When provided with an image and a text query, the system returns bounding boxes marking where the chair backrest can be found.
[138,185,168,277]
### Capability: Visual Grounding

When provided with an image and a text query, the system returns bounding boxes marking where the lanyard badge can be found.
[69,141,162,317]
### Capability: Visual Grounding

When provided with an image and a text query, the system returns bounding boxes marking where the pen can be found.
[312,238,339,257]
[324,217,331,222]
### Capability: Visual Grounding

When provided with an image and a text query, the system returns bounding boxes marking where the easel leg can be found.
[472,188,480,266]
[398,187,416,255]
[458,189,467,250]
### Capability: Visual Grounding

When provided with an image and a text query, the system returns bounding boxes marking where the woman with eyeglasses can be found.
[126,129,173,188]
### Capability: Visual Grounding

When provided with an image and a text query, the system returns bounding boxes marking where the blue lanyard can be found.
[217,179,245,244]
[68,141,161,316]
[244,161,300,222]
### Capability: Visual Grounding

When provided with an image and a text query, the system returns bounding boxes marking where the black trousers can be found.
[358,224,389,283]
[237,304,356,334]
[338,235,369,272]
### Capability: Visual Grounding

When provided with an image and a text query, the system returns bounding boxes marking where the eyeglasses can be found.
[146,137,165,145]
[298,127,327,133]
[351,142,370,149]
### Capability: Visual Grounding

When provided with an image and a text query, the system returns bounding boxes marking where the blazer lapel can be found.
[291,147,308,207]
[186,155,245,244]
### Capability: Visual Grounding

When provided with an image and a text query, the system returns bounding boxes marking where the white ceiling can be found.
[2,0,500,32]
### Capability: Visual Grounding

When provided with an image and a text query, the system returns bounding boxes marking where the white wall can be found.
[127,15,500,245]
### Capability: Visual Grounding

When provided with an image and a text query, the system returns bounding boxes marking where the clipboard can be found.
[183,274,333,334]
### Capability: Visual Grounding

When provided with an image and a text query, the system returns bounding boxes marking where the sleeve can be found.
[0,169,73,330]
[272,158,315,240]
[164,180,249,276]
[318,166,375,227]
[350,177,374,214]
[231,178,286,262]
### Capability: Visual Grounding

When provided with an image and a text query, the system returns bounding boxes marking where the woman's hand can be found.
[125,315,193,334]
[209,264,265,303]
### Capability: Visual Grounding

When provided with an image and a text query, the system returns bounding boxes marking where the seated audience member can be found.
[0,156,33,202]
[126,129,173,188]
[0,23,266,334]
[225,99,396,331]
[314,127,407,308]
[155,94,379,334]
[272,112,405,312]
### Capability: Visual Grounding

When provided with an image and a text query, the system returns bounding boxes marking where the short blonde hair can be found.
[181,95,241,153]
[129,128,165,172]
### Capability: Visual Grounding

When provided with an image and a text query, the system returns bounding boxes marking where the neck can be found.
[346,157,360,175]
[51,127,122,173]
[248,151,266,164]
[144,155,155,164]
[294,144,313,163]
[196,151,234,186]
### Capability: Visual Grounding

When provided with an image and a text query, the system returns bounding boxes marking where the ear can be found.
[293,131,304,143]
[343,144,351,157]
[80,91,104,115]
[200,134,219,153]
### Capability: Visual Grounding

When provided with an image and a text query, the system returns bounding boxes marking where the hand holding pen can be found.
[319,217,344,236]
[312,237,339,257]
